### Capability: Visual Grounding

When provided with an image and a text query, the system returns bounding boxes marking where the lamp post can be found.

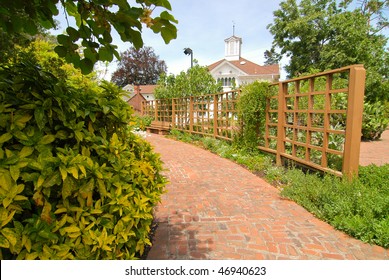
[184,47,193,68]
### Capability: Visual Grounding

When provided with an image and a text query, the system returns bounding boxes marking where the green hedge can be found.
[0,60,166,259]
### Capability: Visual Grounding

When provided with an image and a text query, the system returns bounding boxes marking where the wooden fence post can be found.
[189,96,194,132]
[343,65,366,179]
[276,82,286,166]
[171,98,175,127]
[213,94,218,137]
[154,100,158,121]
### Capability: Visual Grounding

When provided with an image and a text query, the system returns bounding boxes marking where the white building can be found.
[208,35,280,91]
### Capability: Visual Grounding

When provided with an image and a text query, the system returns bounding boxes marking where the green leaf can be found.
[160,25,177,44]
[43,172,61,188]
[40,19,55,29]
[37,175,45,188]
[0,210,16,228]
[25,252,39,260]
[99,47,113,62]
[24,19,38,35]
[9,166,20,181]
[57,34,71,46]
[54,46,67,57]
[1,228,18,247]
[19,146,34,158]
[14,114,33,127]
[67,166,78,179]
[34,107,45,130]
[63,226,80,233]
[62,176,75,200]
[157,0,173,10]
[59,166,67,181]
[159,11,177,22]
[126,29,143,49]
[103,30,113,43]
[79,165,87,177]
[66,27,80,41]
[79,25,92,38]
[80,58,94,75]
[83,48,98,63]
[0,171,13,192]
[0,235,10,249]
[23,235,32,253]
[38,135,56,145]
[0,133,12,144]
[12,131,29,142]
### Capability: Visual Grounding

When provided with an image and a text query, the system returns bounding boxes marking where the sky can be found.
[131,0,286,75]
[52,0,287,80]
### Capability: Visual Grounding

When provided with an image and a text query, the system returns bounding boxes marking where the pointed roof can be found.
[224,35,242,43]
[208,57,279,76]
[138,85,157,94]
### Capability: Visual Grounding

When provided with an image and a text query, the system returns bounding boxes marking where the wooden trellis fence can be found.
[141,65,366,178]
[142,90,240,140]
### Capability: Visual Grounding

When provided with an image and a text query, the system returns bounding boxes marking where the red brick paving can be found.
[145,134,389,260]
[359,129,389,166]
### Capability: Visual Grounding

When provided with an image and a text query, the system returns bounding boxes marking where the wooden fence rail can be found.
[141,65,366,178]
[142,90,240,141]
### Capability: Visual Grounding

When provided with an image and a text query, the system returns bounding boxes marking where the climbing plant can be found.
[235,81,276,151]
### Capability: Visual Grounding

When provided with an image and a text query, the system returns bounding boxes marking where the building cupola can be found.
[224,35,242,61]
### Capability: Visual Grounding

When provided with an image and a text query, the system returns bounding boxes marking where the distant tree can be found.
[263,47,282,66]
[266,0,388,101]
[111,46,167,87]
[154,62,222,99]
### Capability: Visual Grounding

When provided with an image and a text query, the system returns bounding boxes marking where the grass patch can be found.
[167,130,389,248]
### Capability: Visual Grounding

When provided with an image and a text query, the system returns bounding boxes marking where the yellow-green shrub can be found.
[0,59,166,259]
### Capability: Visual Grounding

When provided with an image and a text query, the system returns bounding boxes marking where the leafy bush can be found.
[0,60,166,259]
[362,101,389,140]
[168,129,197,143]
[280,165,389,248]
[235,81,276,151]
[132,115,154,131]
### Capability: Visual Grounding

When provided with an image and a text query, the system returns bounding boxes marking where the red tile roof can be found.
[208,57,279,75]
[138,85,157,94]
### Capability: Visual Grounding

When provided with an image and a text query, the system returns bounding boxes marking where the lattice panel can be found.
[141,100,155,118]
[173,97,190,131]
[156,99,172,122]
[281,74,348,173]
[192,95,214,135]
[214,91,239,140]
[260,65,366,177]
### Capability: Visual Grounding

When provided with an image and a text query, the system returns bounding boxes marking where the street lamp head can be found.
[184,48,192,55]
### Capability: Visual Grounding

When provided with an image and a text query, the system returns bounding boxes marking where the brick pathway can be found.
[359,129,389,166]
[145,134,389,260]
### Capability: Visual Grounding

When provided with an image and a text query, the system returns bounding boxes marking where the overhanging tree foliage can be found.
[111,46,167,87]
[0,0,178,74]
